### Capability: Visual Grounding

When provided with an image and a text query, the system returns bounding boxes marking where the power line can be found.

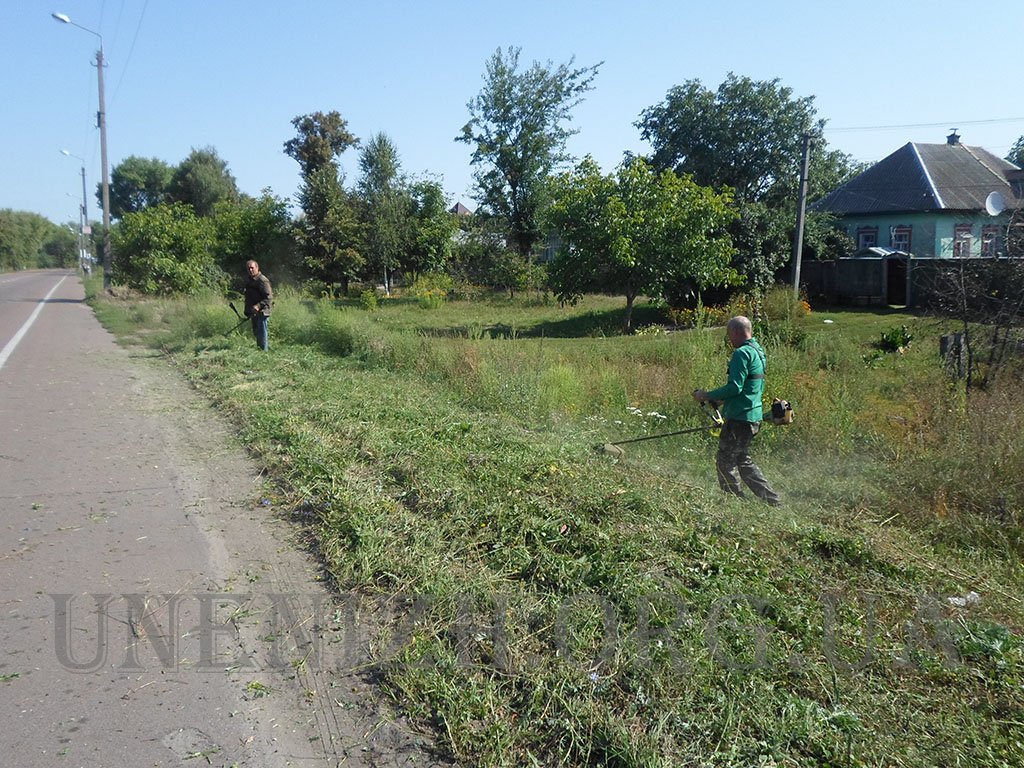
[828,117,1024,133]
[110,0,150,108]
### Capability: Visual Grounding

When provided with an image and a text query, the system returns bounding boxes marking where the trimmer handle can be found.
[700,401,724,426]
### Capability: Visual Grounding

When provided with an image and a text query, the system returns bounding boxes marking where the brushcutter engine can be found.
[771,398,794,425]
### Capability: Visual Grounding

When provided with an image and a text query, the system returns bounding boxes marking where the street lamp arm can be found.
[51,12,103,46]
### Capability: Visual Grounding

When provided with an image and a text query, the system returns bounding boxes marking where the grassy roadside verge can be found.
[87,279,1024,767]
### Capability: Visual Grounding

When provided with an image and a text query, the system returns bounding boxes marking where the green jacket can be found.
[707,338,766,422]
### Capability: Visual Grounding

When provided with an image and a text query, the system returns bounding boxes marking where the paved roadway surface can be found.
[0,271,442,767]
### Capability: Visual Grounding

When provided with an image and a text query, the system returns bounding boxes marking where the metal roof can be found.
[814,141,1021,215]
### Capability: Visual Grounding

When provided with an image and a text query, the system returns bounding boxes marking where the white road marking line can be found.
[0,276,68,371]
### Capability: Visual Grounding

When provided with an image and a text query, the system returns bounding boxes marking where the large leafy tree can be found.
[212,190,297,279]
[112,201,220,295]
[107,156,172,220]
[285,111,362,291]
[548,157,738,332]
[457,46,600,262]
[637,74,857,294]
[284,111,358,178]
[167,147,239,218]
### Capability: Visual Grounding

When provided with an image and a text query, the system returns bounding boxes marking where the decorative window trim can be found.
[890,225,912,253]
[953,224,973,258]
[856,226,878,250]
[981,225,1003,257]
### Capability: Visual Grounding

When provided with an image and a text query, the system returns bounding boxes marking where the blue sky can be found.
[5,0,1023,226]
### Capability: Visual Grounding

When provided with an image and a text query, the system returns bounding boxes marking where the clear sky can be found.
[5,0,1023,226]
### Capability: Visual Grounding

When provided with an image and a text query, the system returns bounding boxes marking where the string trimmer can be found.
[223,302,249,337]
[596,402,723,457]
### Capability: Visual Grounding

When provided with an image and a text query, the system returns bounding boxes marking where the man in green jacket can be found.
[693,316,780,505]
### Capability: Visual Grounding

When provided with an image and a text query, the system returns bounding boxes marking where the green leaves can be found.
[637,74,860,288]
[548,158,738,331]
[458,47,601,260]
[111,202,220,295]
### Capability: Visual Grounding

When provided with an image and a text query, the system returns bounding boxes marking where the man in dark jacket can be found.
[243,260,273,351]
[693,316,780,505]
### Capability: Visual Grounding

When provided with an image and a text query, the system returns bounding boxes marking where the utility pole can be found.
[63,151,92,269]
[53,12,112,289]
[791,133,812,300]
[95,49,112,290]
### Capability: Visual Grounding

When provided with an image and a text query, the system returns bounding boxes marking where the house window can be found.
[856,227,878,250]
[953,225,973,258]
[890,226,911,253]
[982,225,1003,257]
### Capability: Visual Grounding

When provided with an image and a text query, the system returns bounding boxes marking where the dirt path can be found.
[0,272,444,767]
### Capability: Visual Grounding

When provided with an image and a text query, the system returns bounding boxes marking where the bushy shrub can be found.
[411,272,454,309]
[761,285,811,323]
[112,202,225,295]
[877,324,913,352]
[359,289,378,311]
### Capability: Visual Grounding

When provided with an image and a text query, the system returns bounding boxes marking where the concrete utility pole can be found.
[53,13,112,289]
[791,133,812,300]
[62,150,91,269]
[95,48,112,290]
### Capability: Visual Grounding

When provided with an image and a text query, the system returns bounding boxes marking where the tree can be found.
[357,133,414,294]
[295,165,363,291]
[1007,136,1024,168]
[0,210,77,270]
[107,156,172,220]
[448,211,525,295]
[408,179,458,276]
[284,111,358,177]
[285,111,362,291]
[212,190,297,279]
[112,202,220,295]
[457,46,600,262]
[637,74,858,294]
[548,157,739,332]
[41,225,79,268]
[167,147,239,218]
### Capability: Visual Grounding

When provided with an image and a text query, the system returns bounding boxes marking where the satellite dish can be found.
[985,191,1006,216]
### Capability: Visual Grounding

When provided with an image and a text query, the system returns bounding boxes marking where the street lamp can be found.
[61,150,91,271]
[52,12,112,289]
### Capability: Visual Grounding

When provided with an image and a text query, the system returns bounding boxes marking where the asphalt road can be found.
[0,271,440,767]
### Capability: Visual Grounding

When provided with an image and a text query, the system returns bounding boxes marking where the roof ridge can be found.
[910,142,945,209]
[960,144,1012,188]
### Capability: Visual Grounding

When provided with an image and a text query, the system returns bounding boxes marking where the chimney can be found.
[947,130,960,146]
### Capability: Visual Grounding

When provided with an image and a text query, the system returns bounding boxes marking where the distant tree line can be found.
[0,210,79,271]
[9,49,882,322]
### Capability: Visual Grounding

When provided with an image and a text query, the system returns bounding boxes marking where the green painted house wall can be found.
[840,212,1010,258]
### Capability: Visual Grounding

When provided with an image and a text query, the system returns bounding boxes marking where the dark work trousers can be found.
[251,314,269,351]
[715,419,780,505]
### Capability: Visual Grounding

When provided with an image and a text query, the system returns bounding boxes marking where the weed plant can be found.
[86,278,1024,767]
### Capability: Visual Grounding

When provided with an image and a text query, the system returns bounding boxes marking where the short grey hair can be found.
[727,316,752,335]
